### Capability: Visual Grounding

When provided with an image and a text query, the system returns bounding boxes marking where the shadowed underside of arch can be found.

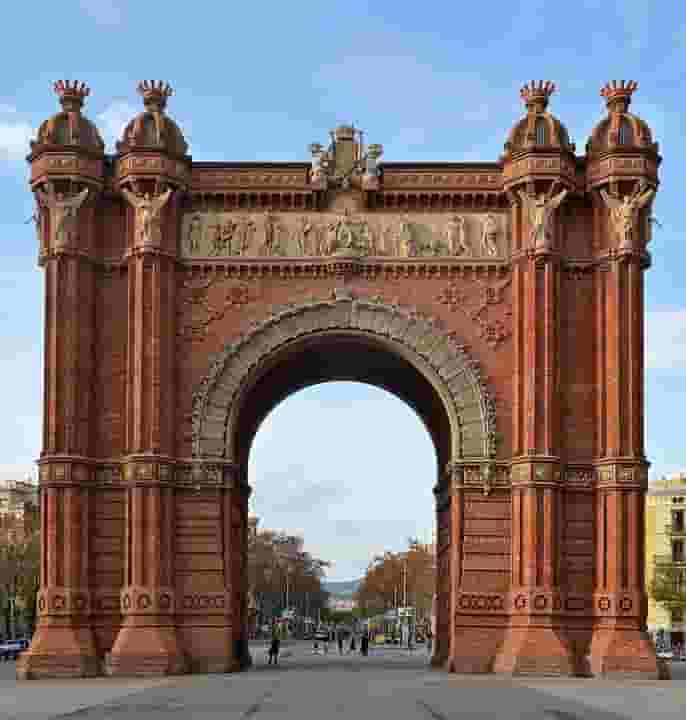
[192,295,497,470]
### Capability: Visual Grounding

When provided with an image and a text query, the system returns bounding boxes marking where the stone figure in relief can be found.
[293,215,313,255]
[600,182,655,251]
[187,213,203,254]
[444,215,470,256]
[325,216,339,255]
[122,187,173,247]
[220,218,237,255]
[398,214,416,257]
[481,214,499,256]
[35,182,90,248]
[518,186,568,251]
[262,214,283,256]
[236,215,256,256]
[360,221,374,255]
[207,222,223,255]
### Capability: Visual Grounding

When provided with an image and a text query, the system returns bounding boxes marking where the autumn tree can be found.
[247,529,329,624]
[356,538,435,620]
[0,529,40,637]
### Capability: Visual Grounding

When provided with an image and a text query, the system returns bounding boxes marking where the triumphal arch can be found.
[19,78,662,678]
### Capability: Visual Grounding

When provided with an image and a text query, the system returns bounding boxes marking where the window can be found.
[535,117,548,145]
[618,118,633,145]
[674,511,685,532]
[673,540,685,562]
[672,608,684,624]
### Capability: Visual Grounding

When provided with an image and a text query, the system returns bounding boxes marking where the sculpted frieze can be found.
[180,211,509,260]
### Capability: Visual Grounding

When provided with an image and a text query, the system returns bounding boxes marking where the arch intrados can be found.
[192,297,496,470]
[230,330,455,470]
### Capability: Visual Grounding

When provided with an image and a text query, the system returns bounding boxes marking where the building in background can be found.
[646,474,686,648]
[0,478,39,542]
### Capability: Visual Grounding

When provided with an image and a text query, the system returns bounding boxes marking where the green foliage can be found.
[650,563,686,607]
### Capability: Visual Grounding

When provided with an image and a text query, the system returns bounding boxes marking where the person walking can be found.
[337,627,344,655]
[268,624,280,665]
[349,632,357,654]
[426,626,433,656]
[323,629,330,655]
[360,631,369,657]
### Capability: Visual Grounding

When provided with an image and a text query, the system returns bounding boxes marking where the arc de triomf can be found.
[19,78,662,679]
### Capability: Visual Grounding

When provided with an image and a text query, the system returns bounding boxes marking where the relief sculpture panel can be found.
[180,211,509,260]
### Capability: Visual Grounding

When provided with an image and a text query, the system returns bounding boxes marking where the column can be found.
[18,233,100,678]
[493,233,573,674]
[589,248,659,677]
[108,191,186,675]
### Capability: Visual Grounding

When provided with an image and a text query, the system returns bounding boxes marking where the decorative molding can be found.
[437,275,513,349]
[192,295,498,461]
[180,210,510,261]
[177,273,254,341]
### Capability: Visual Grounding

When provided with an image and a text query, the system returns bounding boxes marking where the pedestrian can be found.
[426,626,433,656]
[268,624,280,665]
[349,632,357,654]
[337,627,344,655]
[361,632,369,657]
[323,629,330,654]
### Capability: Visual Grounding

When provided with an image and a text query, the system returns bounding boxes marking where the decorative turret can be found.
[587,81,661,254]
[587,81,656,154]
[32,81,104,153]
[502,81,577,230]
[115,80,190,195]
[117,81,188,156]
[503,81,575,158]
[29,80,105,193]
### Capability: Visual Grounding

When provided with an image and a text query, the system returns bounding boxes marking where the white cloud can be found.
[0,106,33,163]
[97,99,137,151]
[646,309,686,371]
[78,0,123,26]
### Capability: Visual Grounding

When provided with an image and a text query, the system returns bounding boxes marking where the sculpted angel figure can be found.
[518,185,568,250]
[444,215,470,256]
[35,182,90,249]
[481,214,499,256]
[122,187,173,246]
[600,182,655,251]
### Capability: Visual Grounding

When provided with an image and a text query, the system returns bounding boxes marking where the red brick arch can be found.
[192,295,497,467]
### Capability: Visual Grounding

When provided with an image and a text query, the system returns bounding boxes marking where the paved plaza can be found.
[2,642,686,720]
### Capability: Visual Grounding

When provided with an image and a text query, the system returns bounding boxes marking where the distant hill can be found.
[323,579,361,597]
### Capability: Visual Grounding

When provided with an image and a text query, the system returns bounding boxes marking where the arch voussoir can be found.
[192,297,498,464]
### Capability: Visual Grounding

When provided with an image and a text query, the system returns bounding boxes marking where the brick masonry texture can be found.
[18,79,663,680]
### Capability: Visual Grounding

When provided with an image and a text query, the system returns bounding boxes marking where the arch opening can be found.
[193,297,497,472]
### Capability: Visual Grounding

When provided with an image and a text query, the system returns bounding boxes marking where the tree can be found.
[0,530,39,638]
[650,562,686,608]
[247,528,330,627]
[355,538,435,621]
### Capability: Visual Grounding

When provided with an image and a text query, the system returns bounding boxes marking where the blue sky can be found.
[1,1,685,580]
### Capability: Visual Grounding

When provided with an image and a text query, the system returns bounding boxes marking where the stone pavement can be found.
[2,643,686,719]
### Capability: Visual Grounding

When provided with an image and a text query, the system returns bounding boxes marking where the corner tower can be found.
[19,81,105,678]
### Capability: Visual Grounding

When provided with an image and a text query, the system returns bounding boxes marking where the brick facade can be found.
[18,79,662,679]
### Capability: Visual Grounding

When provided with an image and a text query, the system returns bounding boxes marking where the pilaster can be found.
[106,457,186,676]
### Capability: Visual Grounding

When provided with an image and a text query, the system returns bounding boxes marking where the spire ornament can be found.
[601,80,638,114]
[53,80,90,112]
[137,80,174,112]
[520,80,556,113]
